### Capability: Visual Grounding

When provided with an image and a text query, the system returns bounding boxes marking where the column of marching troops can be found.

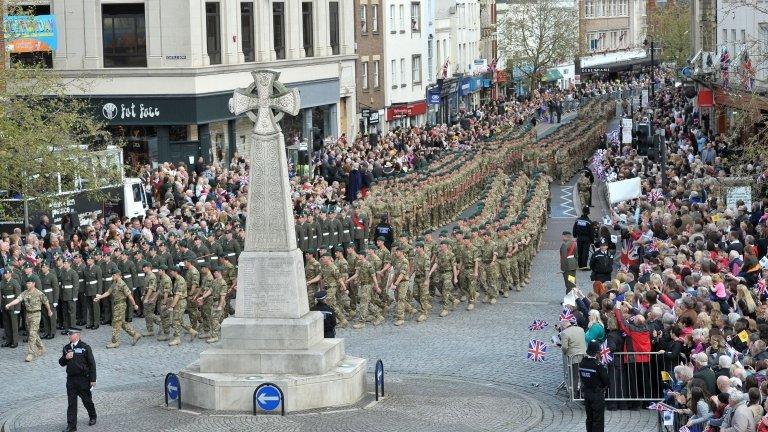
[0,227,246,361]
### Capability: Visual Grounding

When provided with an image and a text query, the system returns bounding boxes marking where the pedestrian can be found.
[58,327,97,432]
[588,239,613,282]
[310,290,336,338]
[560,318,587,396]
[580,340,608,432]
[559,231,578,293]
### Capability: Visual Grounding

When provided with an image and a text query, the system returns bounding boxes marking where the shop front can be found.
[385,101,428,128]
[493,70,509,100]
[480,72,494,103]
[88,78,340,170]
[460,76,483,112]
[437,77,460,124]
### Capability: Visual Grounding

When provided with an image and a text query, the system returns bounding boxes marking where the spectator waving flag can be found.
[528,320,549,331]
[756,279,767,297]
[646,402,665,412]
[560,308,576,324]
[599,341,613,364]
[527,339,548,362]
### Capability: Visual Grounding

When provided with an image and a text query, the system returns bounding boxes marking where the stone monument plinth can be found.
[179,70,366,412]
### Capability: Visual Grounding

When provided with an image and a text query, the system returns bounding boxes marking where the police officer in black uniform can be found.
[579,341,608,432]
[310,290,336,338]
[589,238,614,283]
[58,327,97,432]
[572,206,594,270]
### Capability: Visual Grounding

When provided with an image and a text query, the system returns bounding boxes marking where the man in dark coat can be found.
[346,163,364,203]
[573,207,594,270]
[310,290,336,338]
[59,327,97,432]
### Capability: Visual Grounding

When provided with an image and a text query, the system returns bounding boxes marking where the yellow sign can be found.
[567,274,576,284]
[738,330,749,343]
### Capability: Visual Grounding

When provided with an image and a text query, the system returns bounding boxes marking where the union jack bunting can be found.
[559,308,576,324]
[528,320,549,331]
[527,339,548,362]
[599,341,613,364]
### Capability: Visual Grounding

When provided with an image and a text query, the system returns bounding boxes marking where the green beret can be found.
[376,236,385,242]
[25,274,40,283]
[346,242,356,249]
[439,230,448,236]
[140,261,151,268]
[440,240,450,245]
[415,241,425,248]
[305,248,317,254]
[158,264,168,270]
[211,265,222,272]
[110,268,120,275]
[322,251,332,258]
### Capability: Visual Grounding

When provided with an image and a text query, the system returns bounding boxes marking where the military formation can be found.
[0,227,244,361]
[302,167,552,328]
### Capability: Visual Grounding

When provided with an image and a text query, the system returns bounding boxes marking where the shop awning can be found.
[541,69,564,82]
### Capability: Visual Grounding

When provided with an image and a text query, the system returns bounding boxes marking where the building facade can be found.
[580,0,643,54]
[382,0,429,128]
[11,0,357,167]
[355,0,386,134]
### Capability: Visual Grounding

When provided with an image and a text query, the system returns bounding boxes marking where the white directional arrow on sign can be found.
[258,393,280,405]
[377,370,383,381]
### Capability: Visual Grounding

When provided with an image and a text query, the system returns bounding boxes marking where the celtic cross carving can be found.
[232,70,300,136]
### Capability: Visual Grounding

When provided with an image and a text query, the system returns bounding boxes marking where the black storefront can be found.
[87,92,236,170]
[436,77,461,125]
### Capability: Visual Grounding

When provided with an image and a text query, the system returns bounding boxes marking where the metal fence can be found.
[566,351,670,402]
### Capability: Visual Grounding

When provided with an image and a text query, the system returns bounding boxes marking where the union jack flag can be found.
[646,402,664,411]
[599,340,613,364]
[721,48,731,82]
[527,339,548,362]
[679,426,691,432]
[647,188,663,203]
[528,320,549,331]
[559,308,576,324]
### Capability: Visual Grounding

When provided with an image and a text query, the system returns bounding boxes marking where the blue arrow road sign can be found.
[166,374,180,400]
[255,385,281,411]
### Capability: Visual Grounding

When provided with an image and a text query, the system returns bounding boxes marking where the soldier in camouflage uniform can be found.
[374,237,393,313]
[140,262,159,336]
[184,259,202,331]
[304,250,322,307]
[95,270,141,348]
[390,243,414,326]
[459,234,479,310]
[307,252,348,328]
[196,264,214,339]
[206,266,228,343]
[495,230,511,298]
[433,240,458,317]
[167,267,198,346]
[411,241,432,321]
[334,249,352,312]
[479,231,499,304]
[6,277,53,362]
[347,248,383,329]
[157,265,173,341]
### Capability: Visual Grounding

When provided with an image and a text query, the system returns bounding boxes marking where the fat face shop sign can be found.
[102,102,161,121]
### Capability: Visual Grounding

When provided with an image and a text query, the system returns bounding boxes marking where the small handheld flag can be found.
[559,308,576,324]
[527,339,548,362]
[528,320,549,331]
[599,341,613,364]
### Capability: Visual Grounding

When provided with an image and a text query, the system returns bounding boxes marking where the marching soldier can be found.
[307,252,349,328]
[166,267,198,346]
[157,265,173,341]
[98,253,118,325]
[196,264,214,340]
[94,270,141,348]
[0,270,21,348]
[334,249,352,313]
[577,170,593,208]
[347,248,383,329]
[433,240,458,317]
[390,243,414,326]
[140,262,159,337]
[459,235,479,310]
[479,231,499,304]
[116,250,137,322]
[495,230,511,298]
[184,259,202,331]
[411,241,432,321]
[206,265,228,343]
[5,277,53,362]
[305,250,322,306]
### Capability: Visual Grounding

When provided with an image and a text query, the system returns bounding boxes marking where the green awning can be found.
[541,69,564,82]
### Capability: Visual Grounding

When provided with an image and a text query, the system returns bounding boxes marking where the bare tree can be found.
[498,0,578,89]
[647,1,692,66]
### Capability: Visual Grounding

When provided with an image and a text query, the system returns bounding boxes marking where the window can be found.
[205,2,221,65]
[400,58,405,85]
[427,39,433,81]
[241,2,255,62]
[412,54,422,84]
[619,30,627,47]
[391,59,397,87]
[610,31,617,49]
[410,2,420,32]
[619,0,627,15]
[741,29,746,43]
[360,4,367,33]
[273,2,286,59]
[362,62,369,90]
[389,4,395,32]
[371,4,378,32]
[102,3,147,67]
[585,0,593,18]
[329,1,340,55]
[373,60,380,88]
[302,2,314,57]
[399,5,404,32]
[609,0,616,16]
[588,32,599,51]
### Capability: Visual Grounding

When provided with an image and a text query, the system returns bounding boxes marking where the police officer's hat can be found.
[586,340,601,357]
[599,238,608,246]
[67,327,83,335]
[314,290,328,301]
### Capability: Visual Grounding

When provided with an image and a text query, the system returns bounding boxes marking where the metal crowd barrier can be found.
[566,351,669,402]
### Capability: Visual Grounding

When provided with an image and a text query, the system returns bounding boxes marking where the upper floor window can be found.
[102,3,147,68]
[360,4,367,33]
[410,2,420,32]
[371,4,379,32]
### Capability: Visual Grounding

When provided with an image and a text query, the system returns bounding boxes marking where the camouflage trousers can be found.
[355,284,381,324]
[200,299,213,334]
[498,259,511,293]
[413,276,431,314]
[459,269,477,303]
[160,305,172,335]
[172,299,194,338]
[111,302,139,344]
[438,272,456,310]
[480,263,499,300]
[210,308,222,339]
[187,298,200,330]
[509,258,522,287]
[25,311,44,357]
[325,285,348,324]
[143,300,157,333]
[393,282,416,321]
